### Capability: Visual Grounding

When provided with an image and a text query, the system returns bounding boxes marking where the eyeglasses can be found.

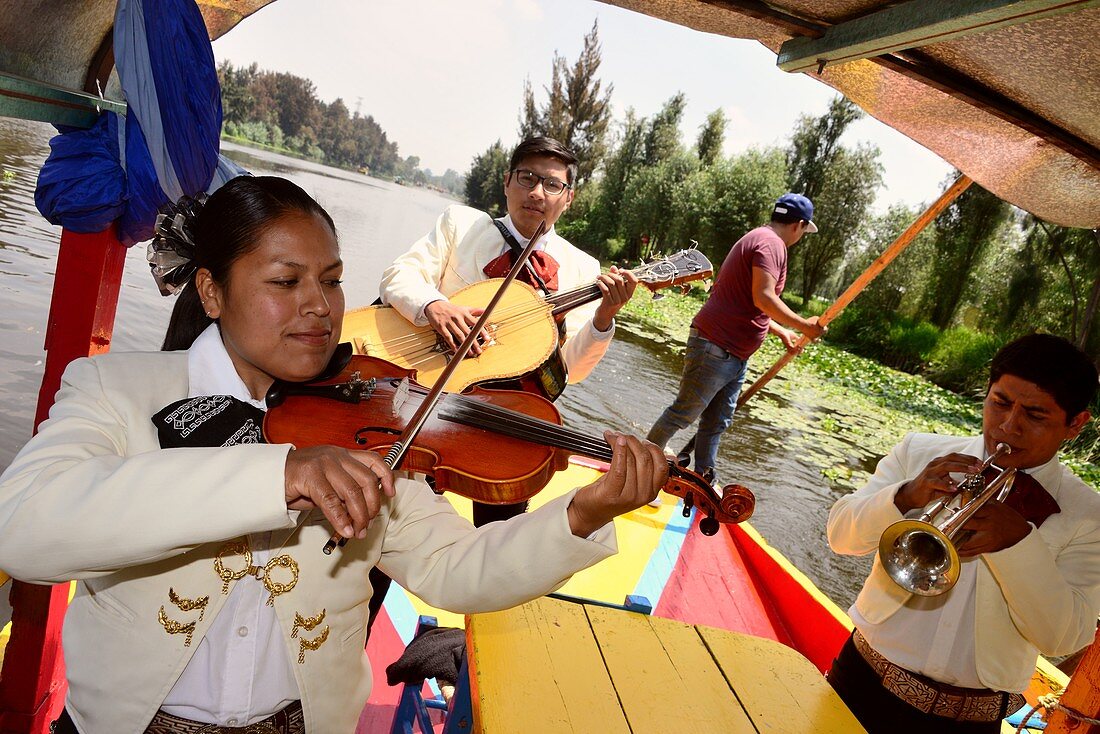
[510,169,571,196]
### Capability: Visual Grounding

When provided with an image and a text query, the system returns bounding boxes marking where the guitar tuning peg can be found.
[651,292,665,302]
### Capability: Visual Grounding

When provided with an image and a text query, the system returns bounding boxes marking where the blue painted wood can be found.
[389,616,445,734]
[443,656,472,734]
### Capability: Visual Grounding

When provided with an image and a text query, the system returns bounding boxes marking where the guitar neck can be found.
[546,282,605,318]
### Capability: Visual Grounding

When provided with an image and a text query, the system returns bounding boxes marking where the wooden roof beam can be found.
[777,0,1100,73]
[0,71,125,128]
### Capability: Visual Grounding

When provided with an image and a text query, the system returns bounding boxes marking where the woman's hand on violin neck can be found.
[284,446,396,540]
[424,299,489,355]
[567,431,668,538]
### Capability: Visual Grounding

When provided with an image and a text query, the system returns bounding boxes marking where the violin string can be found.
[439,395,690,481]
[391,387,696,497]
[437,394,614,459]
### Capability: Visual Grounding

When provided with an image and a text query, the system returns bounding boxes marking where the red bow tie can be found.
[483,249,560,292]
[983,466,1060,527]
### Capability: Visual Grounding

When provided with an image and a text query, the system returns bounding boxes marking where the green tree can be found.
[620,151,699,260]
[643,92,687,166]
[786,96,863,202]
[683,148,788,266]
[519,20,613,183]
[922,181,1012,328]
[696,108,727,167]
[796,143,883,303]
[464,140,509,216]
[585,110,648,249]
[272,72,321,139]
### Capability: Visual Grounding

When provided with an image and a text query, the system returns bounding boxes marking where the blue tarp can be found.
[34,0,246,245]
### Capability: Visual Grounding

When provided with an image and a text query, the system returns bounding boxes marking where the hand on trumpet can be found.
[894,453,986,513]
[953,501,1031,556]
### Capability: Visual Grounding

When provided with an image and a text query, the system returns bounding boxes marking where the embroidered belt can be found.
[143,701,304,734]
[852,631,1025,723]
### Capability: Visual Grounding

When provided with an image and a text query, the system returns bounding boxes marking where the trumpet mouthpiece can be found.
[994,442,1012,456]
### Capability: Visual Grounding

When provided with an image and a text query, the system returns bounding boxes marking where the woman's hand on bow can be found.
[285,446,396,539]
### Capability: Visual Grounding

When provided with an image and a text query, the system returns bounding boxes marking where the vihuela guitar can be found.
[343,249,713,400]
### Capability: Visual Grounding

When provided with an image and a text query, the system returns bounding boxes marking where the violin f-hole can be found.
[354,426,402,445]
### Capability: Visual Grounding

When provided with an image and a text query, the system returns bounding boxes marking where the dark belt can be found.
[53,701,304,734]
[853,630,1025,723]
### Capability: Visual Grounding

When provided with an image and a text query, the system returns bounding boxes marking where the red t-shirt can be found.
[692,226,787,360]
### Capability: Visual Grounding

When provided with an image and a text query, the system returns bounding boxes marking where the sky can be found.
[212,0,954,213]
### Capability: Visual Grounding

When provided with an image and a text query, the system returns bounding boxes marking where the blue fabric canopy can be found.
[34,0,246,245]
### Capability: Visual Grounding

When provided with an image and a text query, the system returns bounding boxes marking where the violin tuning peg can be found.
[682,493,694,517]
[651,292,665,302]
[678,284,690,294]
[700,279,713,293]
[699,516,720,536]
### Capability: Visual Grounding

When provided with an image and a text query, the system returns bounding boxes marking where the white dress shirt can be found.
[850,448,1047,689]
[160,324,300,725]
[416,214,615,341]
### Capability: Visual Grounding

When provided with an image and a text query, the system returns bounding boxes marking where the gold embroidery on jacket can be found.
[168,587,210,622]
[158,606,197,647]
[214,539,253,595]
[297,625,330,664]
[247,554,299,606]
[291,608,327,639]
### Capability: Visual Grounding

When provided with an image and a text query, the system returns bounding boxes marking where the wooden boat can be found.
[0,2,1097,733]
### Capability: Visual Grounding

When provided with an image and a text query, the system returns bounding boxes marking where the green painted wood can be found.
[778,0,1100,73]
[0,72,125,128]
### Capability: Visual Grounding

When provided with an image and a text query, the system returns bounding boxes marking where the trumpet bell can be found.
[879,519,961,596]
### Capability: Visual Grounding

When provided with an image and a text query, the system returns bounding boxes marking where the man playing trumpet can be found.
[826,333,1100,733]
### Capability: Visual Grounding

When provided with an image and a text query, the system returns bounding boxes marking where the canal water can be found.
[0,117,873,610]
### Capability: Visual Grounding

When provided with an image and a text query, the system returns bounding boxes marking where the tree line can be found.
[463,20,1100,402]
[217,61,464,196]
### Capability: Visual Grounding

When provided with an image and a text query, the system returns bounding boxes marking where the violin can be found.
[264,351,755,537]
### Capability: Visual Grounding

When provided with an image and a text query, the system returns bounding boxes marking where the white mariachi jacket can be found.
[827,431,1100,692]
[0,351,616,734]
[379,204,612,384]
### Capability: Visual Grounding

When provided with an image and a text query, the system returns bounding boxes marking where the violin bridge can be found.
[391,377,410,417]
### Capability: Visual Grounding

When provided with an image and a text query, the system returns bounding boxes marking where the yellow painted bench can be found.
[465,595,866,734]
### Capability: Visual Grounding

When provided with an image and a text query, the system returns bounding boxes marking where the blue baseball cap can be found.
[773,193,818,233]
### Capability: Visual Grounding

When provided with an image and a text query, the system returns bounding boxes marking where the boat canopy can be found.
[1,0,1097,227]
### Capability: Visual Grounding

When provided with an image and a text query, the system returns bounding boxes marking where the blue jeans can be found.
[646,331,749,474]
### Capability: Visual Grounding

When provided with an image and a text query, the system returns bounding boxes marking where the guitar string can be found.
[352,258,692,354]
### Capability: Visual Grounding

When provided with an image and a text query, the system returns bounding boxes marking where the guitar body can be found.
[481,347,569,402]
[343,279,559,393]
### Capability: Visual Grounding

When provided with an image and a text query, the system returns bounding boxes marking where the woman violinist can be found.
[0,176,667,734]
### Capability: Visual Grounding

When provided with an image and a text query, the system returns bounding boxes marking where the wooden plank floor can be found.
[467,596,866,734]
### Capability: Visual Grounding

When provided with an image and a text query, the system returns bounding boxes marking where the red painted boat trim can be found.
[0,226,126,734]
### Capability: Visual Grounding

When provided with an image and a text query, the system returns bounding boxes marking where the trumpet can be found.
[879,443,1017,596]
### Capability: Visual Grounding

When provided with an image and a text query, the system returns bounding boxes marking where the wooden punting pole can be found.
[735,174,973,410]
[0,226,126,734]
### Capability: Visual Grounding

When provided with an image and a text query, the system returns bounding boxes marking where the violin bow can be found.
[323,220,549,553]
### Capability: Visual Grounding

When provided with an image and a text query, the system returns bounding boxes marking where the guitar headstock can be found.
[634,247,713,293]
